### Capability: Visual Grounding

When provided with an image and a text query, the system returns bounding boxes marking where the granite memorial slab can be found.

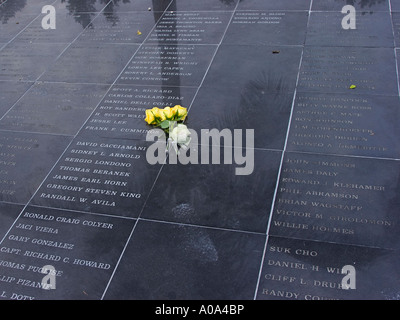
[141,149,282,233]
[311,0,390,12]
[223,11,308,46]
[0,81,33,118]
[0,0,399,302]
[55,0,109,13]
[76,11,157,44]
[269,152,400,250]
[237,0,312,11]
[392,12,400,47]
[0,202,24,240]
[306,11,394,47]
[79,84,197,140]
[286,92,400,158]
[102,0,172,13]
[103,219,265,300]
[0,82,109,135]
[0,0,56,15]
[40,42,139,84]
[30,137,162,217]
[0,205,136,299]
[202,44,302,92]
[171,0,239,11]
[0,42,67,81]
[116,44,217,87]
[256,236,400,300]
[298,46,399,95]
[146,11,232,45]
[0,13,38,43]
[390,0,400,12]
[187,86,293,150]
[0,131,72,205]
[15,10,89,44]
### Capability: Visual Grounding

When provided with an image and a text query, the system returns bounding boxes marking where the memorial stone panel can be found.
[141,150,282,233]
[223,11,308,46]
[0,203,24,240]
[270,152,400,249]
[286,93,400,158]
[31,137,162,217]
[116,44,217,87]
[103,219,265,300]
[0,14,38,43]
[306,11,394,47]
[298,46,398,95]
[79,84,197,140]
[312,0,390,12]
[76,12,156,44]
[40,43,139,84]
[103,0,173,13]
[392,12,400,47]
[256,236,400,300]
[171,0,238,11]
[0,82,109,135]
[0,42,67,81]
[0,131,72,205]
[0,206,135,300]
[0,81,33,118]
[15,10,88,44]
[237,0,311,11]
[202,44,302,92]
[187,86,293,150]
[146,11,232,45]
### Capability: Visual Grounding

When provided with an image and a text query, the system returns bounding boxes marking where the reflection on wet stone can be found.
[1,0,400,301]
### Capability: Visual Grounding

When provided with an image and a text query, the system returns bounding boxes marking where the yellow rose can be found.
[145,109,156,125]
[163,106,174,120]
[174,105,187,120]
[151,107,166,122]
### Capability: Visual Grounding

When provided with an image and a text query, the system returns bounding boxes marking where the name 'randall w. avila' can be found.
[146,128,255,176]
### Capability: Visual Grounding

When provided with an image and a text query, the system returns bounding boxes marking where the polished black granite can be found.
[79,84,197,140]
[237,0,311,11]
[312,0,390,11]
[270,152,400,250]
[30,137,162,217]
[141,149,282,233]
[0,81,33,118]
[203,45,302,91]
[187,87,293,150]
[256,236,400,300]
[0,205,135,299]
[147,11,232,45]
[40,42,138,84]
[0,0,399,301]
[306,11,394,47]
[223,11,308,46]
[0,131,72,204]
[298,46,398,95]
[0,82,109,135]
[286,93,400,158]
[103,219,265,300]
[0,202,24,240]
[0,42,67,81]
[116,44,218,87]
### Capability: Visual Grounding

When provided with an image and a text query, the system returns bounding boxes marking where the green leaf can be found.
[160,120,170,129]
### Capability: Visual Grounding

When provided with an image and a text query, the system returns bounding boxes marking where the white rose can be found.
[170,124,191,145]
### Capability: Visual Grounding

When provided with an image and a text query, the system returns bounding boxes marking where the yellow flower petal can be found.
[144,109,155,124]
[163,106,174,120]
